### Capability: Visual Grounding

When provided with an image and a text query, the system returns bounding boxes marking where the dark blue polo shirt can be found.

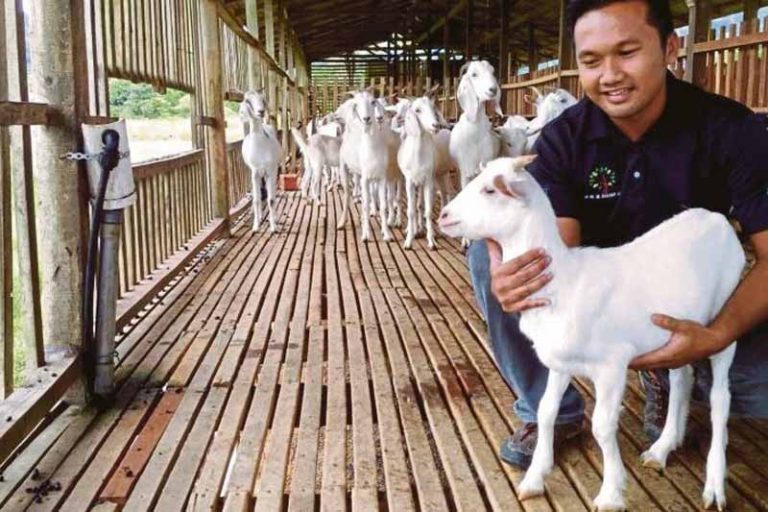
[528,73,768,248]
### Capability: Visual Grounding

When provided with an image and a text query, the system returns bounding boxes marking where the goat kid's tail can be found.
[291,128,311,158]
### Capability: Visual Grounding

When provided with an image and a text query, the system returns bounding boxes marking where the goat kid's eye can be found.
[482,187,496,195]
[415,108,421,113]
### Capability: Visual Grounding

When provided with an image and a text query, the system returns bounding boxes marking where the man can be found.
[467,0,768,469]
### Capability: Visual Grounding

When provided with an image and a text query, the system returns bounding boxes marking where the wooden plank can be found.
[220,203,312,511]
[157,198,311,511]
[99,390,185,504]
[9,207,277,510]
[0,357,81,463]
[0,405,76,505]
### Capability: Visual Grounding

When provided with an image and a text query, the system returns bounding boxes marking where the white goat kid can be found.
[292,127,341,205]
[397,95,443,250]
[240,90,282,232]
[439,157,743,512]
[337,89,392,242]
[524,87,578,152]
[449,60,503,189]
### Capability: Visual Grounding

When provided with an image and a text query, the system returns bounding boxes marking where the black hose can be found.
[82,129,120,392]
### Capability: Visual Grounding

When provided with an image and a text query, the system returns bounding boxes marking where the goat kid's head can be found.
[457,60,502,122]
[239,90,268,121]
[404,96,442,136]
[348,89,382,132]
[527,88,578,134]
[389,98,412,131]
[439,155,538,242]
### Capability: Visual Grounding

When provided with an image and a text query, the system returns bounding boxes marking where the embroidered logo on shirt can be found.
[586,165,619,199]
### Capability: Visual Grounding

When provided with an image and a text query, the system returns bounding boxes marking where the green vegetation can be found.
[109,79,240,119]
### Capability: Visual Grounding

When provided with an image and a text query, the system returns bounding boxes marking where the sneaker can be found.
[499,421,584,470]
[640,369,669,444]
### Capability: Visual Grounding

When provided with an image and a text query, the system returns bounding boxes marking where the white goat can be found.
[337,89,392,242]
[240,90,282,232]
[292,127,341,204]
[439,156,743,512]
[397,95,443,250]
[449,60,503,189]
[524,87,578,152]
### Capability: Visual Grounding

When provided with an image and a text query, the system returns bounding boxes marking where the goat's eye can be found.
[471,72,478,78]
[482,186,496,195]
[415,108,421,113]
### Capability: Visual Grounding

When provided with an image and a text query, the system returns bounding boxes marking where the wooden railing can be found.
[118,149,210,298]
[226,140,250,211]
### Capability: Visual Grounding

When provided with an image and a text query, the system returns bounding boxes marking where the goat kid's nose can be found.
[439,209,449,221]
[488,86,498,95]
[363,116,371,123]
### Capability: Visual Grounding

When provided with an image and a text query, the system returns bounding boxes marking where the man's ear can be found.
[664,33,680,66]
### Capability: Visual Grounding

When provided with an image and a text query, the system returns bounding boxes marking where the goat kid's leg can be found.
[423,181,436,250]
[360,177,373,242]
[336,164,350,230]
[386,181,397,227]
[251,171,262,232]
[369,181,378,217]
[403,179,416,250]
[393,179,403,227]
[378,180,393,241]
[519,370,572,499]
[266,173,278,233]
[591,369,628,511]
[703,344,736,511]
[460,173,471,248]
[642,365,694,469]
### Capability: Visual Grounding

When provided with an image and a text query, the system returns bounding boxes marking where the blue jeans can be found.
[467,240,768,423]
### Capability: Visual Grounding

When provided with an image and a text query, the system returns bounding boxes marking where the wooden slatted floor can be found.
[2,189,768,511]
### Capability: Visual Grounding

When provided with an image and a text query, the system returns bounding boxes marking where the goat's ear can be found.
[512,154,537,170]
[457,75,479,122]
[492,174,527,201]
[404,108,421,138]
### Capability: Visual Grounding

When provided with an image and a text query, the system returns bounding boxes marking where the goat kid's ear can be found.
[492,174,526,201]
[512,154,537,170]
[404,108,421,138]
[457,75,479,122]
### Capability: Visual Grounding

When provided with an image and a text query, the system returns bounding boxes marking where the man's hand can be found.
[488,239,553,313]
[629,314,731,370]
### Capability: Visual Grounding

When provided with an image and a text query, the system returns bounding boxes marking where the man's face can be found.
[574,0,677,127]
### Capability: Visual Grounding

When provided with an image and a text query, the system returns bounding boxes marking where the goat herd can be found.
[238,60,742,512]
[239,59,576,249]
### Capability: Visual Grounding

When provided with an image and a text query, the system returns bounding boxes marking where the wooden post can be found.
[443,16,450,83]
[26,0,90,399]
[245,0,260,90]
[528,23,537,72]
[199,0,230,232]
[465,0,473,60]
[499,0,509,84]
[744,0,759,21]
[685,0,711,88]
[557,0,574,86]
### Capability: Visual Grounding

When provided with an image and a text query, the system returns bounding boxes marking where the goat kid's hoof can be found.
[592,491,626,511]
[382,232,393,242]
[702,482,726,511]
[640,450,667,471]
[518,475,544,501]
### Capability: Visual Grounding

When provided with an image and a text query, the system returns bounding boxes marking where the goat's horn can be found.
[426,83,441,97]
[529,86,543,98]
[459,61,471,76]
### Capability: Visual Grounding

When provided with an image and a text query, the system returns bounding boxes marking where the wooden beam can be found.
[415,1,468,44]
[557,0,575,81]
[245,0,261,89]
[0,102,50,126]
[264,0,275,57]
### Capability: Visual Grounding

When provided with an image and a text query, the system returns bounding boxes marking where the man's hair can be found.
[566,0,674,45]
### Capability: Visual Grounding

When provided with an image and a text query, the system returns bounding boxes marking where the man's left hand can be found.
[629,314,729,370]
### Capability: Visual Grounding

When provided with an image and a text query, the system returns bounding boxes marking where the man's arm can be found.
[631,229,768,369]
